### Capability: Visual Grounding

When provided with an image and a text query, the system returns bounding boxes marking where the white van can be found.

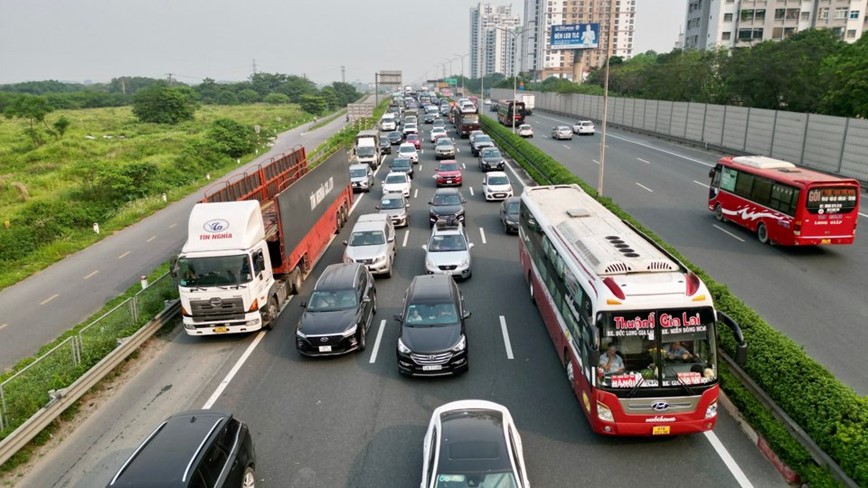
[381,113,397,132]
[343,214,396,278]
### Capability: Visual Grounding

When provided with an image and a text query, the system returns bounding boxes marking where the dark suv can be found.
[395,275,471,376]
[106,410,255,488]
[428,188,466,227]
[296,263,377,356]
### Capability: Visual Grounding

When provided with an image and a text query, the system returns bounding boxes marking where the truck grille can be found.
[411,352,453,365]
[190,297,245,321]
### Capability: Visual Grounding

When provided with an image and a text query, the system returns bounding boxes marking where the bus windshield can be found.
[597,308,717,389]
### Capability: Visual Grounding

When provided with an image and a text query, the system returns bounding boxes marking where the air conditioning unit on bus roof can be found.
[732,155,796,170]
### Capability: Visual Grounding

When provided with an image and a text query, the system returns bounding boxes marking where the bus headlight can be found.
[705,400,718,419]
[596,402,614,422]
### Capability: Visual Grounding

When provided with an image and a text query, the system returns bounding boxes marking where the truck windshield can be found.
[178,255,252,287]
[356,146,375,157]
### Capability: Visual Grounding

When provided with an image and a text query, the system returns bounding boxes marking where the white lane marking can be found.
[146,235,156,243]
[562,144,570,149]
[349,191,366,214]
[592,159,600,165]
[703,431,755,488]
[456,148,461,153]
[118,251,131,259]
[413,189,419,199]
[0,324,8,331]
[40,294,59,305]
[713,224,746,242]
[169,223,178,229]
[469,187,475,196]
[402,229,409,247]
[637,157,651,164]
[369,320,387,364]
[419,164,423,171]
[694,180,710,189]
[505,162,528,189]
[479,227,487,244]
[83,270,99,280]
[462,163,466,169]
[499,316,514,359]
[859,211,868,219]
[203,328,269,409]
[636,182,654,192]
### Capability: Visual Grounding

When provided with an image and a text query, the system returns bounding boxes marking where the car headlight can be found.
[426,257,436,269]
[456,209,465,216]
[341,325,358,338]
[597,402,614,422]
[705,400,718,419]
[343,255,353,264]
[296,327,306,339]
[451,335,466,352]
[397,338,411,354]
[374,255,388,264]
[459,257,470,267]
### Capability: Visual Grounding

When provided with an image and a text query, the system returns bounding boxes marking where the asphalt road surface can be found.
[19,122,787,488]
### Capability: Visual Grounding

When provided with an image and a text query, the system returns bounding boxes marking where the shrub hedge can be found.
[481,115,867,487]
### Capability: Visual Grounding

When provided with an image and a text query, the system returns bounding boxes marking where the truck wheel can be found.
[291,267,303,295]
[263,296,278,330]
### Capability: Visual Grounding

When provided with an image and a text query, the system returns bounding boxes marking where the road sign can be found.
[445,78,457,85]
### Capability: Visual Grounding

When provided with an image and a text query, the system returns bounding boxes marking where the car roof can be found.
[381,192,406,201]
[109,410,231,487]
[485,171,508,178]
[437,408,512,475]
[399,143,416,148]
[349,163,369,170]
[315,263,362,291]
[434,187,461,196]
[385,172,409,179]
[407,274,457,303]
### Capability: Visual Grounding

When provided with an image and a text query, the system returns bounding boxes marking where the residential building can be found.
[684,0,868,49]
[470,3,522,78]
[521,0,636,82]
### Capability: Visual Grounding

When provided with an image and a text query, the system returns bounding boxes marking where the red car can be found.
[405,133,422,150]
[435,160,463,187]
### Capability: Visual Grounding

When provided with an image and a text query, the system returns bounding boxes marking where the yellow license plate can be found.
[652,426,671,435]
[821,239,831,244]
[214,326,228,334]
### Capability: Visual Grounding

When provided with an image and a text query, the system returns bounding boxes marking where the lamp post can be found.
[497,22,534,133]
[597,0,617,197]
[454,53,469,96]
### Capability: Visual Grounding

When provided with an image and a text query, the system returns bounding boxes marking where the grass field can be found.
[0,103,312,290]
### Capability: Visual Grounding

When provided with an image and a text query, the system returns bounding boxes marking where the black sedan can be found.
[470,135,495,156]
[478,147,506,171]
[387,130,404,145]
[379,137,392,155]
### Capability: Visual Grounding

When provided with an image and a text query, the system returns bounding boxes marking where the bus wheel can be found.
[757,222,769,244]
[291,267,303,294]
[714,204,724,222]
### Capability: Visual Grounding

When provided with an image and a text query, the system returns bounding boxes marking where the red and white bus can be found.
[708,155,860,246]
[519,184,746,436]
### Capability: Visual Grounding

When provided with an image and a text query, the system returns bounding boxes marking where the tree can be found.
[263,93,290,104]
[52,116,71,139]
[216,90,240,105]
[3,94,54,146]
[237,89,260,104]
[207,118,255,158]
[819,35,868,117]
[276,75,319,103]
[132,84,197,124]
[299,94,326,114]
[329,82,361,106]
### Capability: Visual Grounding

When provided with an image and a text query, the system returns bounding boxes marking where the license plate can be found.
[446,180,453,183]
[318,346,333,352]
[652,426,671,435]
[422,365,442,371]
[821,239,830,244]
[213,326,228,334]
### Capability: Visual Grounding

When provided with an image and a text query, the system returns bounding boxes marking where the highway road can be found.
[18,125,786,488]
[0,114,350,371]
[511,111,868,395]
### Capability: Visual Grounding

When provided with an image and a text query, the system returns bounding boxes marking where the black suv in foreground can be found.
[106,410,255,488]
[428,188,466,227]
[395,275,471,376]
[297,263,377,356]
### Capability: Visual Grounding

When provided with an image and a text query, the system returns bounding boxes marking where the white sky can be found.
[0,0,686,85]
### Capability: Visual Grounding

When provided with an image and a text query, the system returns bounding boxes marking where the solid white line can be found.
[592,159,600,165]
[479,227,487,244]
[637,157,651,164]
[694,180,710,189]
[704,431,755,488]
[369,320,387,364]
[413,189,419,199]
[83,270,99,280]
[40,294,59,305]
[402,229,409,247]
[499,316,514,360]
[713,224,746,242]
[118,251,131,259]
[636,182,654,192]
[505,162,528,189]
[469,187,475,196]
[203,329,269,409]
[146,235,156,243]
[562,144,570,149]
[349,191,366,214]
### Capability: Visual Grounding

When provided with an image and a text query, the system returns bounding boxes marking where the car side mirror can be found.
[406,203,411,208]
[428,200,434,205]
[362,296,372,303]
[375,205,381,210]
[469,243,475,249]
[388,235,395,243]
[462,310,472,319]
[300,300,307,308]
[343,240,348,246]
[461,199,467,204]
[393,313,403,323]
[421,244,428,251]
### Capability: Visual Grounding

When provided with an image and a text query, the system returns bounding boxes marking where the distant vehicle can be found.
[380,115,397,132]
[349,163,374,192]
[376,192,410,228]
[499,196,521,233]
[478,147,506,172]
[709,155,861,245]
[390,157,414,179]
[378,137,392,155]
[423,219,473,280]
[432,118,446,130]
[343,215,396,278]
[468,130,485,145]
[405,133,422,151]
[434,160,462,187]
[395,274,471,376]
[434,138,457,160]
[106,410,256,488]
[455,111,480,138]
[383,172,412,197]
[517,124,534,137]
[482,171,513,201]
[520,94,535,115]
[297,263,377,355]
[420,400,530,488]
[572,120,596,135]
[497,100,526,126]
[388,131,404,145]
[402,122,419,135]
[470,134,495,156]
[397,142,419,163]
[428,187,466,227]
[551,126,573,140]
[430,127,448,143]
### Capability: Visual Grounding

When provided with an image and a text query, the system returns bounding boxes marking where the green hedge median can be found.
[481,115,867,487]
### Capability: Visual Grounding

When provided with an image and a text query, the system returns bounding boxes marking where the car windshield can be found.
[428,234,467,252]
[519,125,531,130]
[436,139,452,147]
[307,290,357,312]
[439,163,459,172]
[487,176,509,186]
[385,174,408,184]
[349,230,386,246]
[349,168,368,178]
[380,197,405,209]
[404,302,459,326]
[434,473,518,488]
[505,201,520,215]
[389,131,402,139]
[481,149,501,159]
[475,136,491,144]
[392,159,411,169]
[433,193,461,205]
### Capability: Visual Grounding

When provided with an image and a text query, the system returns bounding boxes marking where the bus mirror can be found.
[708,168,715,179]
[735,342,748,366]
[717,310,748,365]
[170,257,179,283]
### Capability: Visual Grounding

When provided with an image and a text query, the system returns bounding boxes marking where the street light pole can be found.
[454,53,469,96]
[497,22,535,133]
[598,0,617,197]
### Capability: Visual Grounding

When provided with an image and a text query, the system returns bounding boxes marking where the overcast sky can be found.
[0,0,686,86]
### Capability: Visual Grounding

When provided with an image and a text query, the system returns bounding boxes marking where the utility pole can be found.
[341,65,346,83]
[252,59,257,76]
[165,73,175,86]
[120,77,126,95]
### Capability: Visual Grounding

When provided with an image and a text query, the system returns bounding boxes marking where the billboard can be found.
[550,23,600,50]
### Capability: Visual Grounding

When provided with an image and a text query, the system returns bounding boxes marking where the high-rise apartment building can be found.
[470,3,522,79]
[684,0,868,49]
[521,0,636,82]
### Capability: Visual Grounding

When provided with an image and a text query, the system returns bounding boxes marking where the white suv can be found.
[343,214,396,277]
[423,219,473,280]
[573,120,596,135]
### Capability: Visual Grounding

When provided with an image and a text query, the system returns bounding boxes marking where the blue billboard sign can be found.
[550,23,600,50]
